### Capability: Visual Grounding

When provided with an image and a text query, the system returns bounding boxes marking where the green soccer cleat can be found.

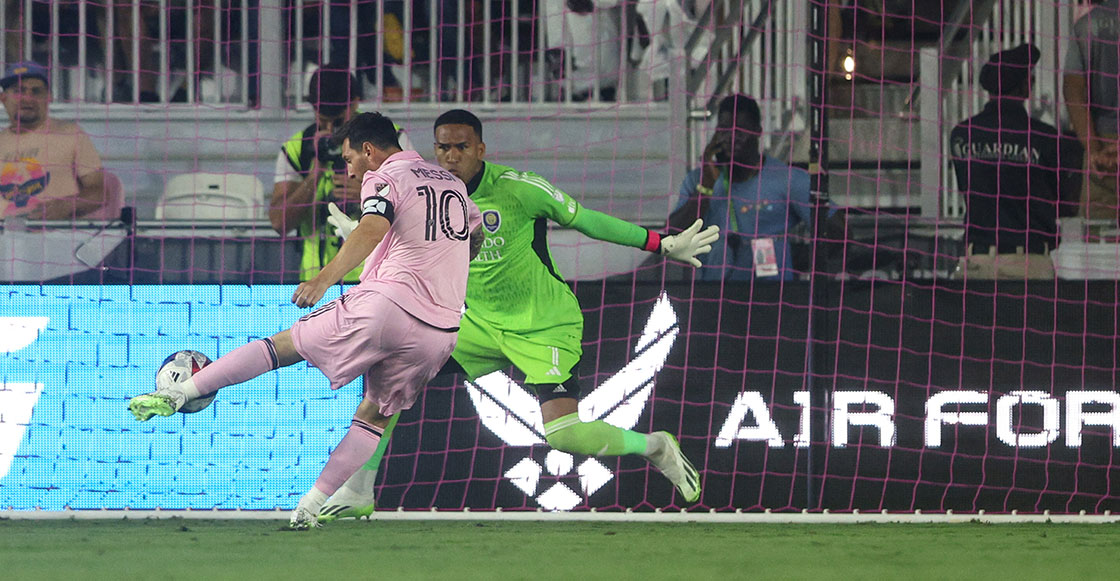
[318,492,376,523]
[648,431,702,503]
[128,389,185,422]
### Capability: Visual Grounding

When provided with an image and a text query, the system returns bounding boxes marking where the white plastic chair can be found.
[155,173,266,221]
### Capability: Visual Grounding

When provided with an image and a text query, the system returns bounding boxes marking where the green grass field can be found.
[3,519,1120,580]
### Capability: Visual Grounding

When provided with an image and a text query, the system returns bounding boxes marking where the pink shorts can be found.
[290,290,457,416]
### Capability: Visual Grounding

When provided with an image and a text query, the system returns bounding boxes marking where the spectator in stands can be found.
[103,1,161,102]
[1064,0,1120,222]
[951,44,1081,281]
[293,2,403,99]
[628,0,710,101]
[667,93,813,281]
[269,64,413,282]
[0,61,107,220]
[543,0,623,101]
[435,0,523,102]
[436,0,486,101]
[4,1,256,104]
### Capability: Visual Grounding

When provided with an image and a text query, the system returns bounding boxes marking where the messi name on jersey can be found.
[409,167,457,181]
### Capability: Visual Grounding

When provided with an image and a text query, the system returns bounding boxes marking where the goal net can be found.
[1,0,1117,515]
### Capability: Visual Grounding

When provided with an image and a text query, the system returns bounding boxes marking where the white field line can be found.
[2,508,1118,524]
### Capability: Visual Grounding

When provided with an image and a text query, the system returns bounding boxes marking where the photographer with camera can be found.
[270,64,413,282]
[667,94,817,281]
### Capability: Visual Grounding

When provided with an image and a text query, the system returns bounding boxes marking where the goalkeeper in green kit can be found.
[318,109,718,520]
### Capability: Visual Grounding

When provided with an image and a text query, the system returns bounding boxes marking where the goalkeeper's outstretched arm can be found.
[567,205,719,268]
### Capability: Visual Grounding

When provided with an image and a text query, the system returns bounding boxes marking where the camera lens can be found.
[317,136,344,168]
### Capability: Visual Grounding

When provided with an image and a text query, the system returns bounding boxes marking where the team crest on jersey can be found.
[482,210,501,233]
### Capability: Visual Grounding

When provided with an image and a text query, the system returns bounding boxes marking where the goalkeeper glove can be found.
[326,202,358,240]
[659,219,720,267]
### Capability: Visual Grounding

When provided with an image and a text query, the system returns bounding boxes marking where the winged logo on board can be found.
[464,292,679,510]
[0,317,48,481]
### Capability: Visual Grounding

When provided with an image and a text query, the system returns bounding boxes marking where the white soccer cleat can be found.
[648,431,702,503]
[128,386,187,422]
[318,490,376,523]
[288,499,322,531]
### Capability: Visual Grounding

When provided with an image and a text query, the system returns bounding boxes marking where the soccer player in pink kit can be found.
[127,112,482,530]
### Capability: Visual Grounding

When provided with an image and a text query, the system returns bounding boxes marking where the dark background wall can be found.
[373,280,1119,512]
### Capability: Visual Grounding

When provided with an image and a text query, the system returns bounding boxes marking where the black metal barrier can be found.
[26,215,962,285]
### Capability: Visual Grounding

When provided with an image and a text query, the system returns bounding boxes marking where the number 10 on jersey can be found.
[416,185,471,241]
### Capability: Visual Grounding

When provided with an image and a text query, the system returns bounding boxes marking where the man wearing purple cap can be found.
[0,61,106,220]
[949,44,1082,280]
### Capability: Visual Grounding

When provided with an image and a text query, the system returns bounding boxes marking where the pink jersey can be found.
[352,150,480,330]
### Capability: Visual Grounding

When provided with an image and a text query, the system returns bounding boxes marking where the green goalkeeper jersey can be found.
[465,161,654,332]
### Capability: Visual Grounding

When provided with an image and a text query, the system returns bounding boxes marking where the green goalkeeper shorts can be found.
[451,311,582,386]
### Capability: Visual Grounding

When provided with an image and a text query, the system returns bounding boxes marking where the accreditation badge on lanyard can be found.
[751,238,779,277]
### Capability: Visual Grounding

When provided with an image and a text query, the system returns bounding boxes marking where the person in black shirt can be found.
[949,43,1082,280]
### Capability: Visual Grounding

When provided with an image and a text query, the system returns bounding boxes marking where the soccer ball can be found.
[156,350,215,414]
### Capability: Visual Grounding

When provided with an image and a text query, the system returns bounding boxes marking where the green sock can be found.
[543,413,649,457]
[359,412,399,471]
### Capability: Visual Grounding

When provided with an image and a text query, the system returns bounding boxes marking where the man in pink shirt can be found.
[128,112,482,530]
[0,61,106,219]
